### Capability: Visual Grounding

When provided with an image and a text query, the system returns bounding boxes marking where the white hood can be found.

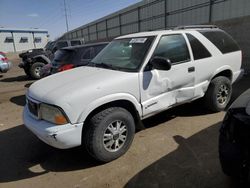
[28,66,140,123]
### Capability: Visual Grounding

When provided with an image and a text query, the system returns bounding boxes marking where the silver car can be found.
[0,53,12,73]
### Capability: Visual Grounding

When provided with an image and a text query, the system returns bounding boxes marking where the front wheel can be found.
[84,107,135,162]
[204,76,232,112]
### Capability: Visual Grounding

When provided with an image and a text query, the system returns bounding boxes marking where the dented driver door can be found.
[140,34,195,117]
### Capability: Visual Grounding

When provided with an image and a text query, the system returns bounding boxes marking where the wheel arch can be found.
[78,95,143,131]
[32,55,50,64]
[211,67,233,82]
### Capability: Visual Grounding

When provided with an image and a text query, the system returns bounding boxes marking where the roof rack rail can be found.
[174,25,218,30]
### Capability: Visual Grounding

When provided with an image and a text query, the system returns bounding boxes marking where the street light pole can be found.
[63,0,69,32]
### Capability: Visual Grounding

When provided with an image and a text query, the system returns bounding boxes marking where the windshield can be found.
[90,36,155,72]
[52,49,76,66]
[45,41,55,51]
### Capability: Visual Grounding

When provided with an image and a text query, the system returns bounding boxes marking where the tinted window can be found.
[56,41,68,49]
[93,44,108,56]
[71,40,81,46]
[53,49,75,65]
[186,33,211,60]
[153,34,190,64]
[199,30,240,54]
[81,47,91,59]
[52,47,94,67]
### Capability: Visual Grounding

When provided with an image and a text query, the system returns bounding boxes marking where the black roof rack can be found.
[174,25,218,30]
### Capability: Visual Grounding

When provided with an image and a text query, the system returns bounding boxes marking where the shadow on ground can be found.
[230,74,250,103]
[10,95,26,106]
[0,125,99,183]
[125,123,245,188]
[0,75,33,82]
[0,71,249,185]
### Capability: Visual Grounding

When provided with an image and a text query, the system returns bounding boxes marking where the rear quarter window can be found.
[186,33,211,60]
[71,40,81,46]
[199,30,240,54]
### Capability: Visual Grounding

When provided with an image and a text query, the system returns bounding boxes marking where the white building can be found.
[0,28,49,53]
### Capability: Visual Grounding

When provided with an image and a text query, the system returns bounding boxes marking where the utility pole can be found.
[63,0,69,32]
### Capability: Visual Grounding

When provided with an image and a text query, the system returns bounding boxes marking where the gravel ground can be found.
[0,54,249,188]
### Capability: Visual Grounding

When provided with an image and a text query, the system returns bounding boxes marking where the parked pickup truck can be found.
[19,39,84,79]
[23,25,243,162]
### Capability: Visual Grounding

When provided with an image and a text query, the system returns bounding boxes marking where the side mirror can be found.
[150,56,171,71]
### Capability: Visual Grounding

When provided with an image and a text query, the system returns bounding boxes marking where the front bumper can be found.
[23,106,83,149]
[0,61,12,73]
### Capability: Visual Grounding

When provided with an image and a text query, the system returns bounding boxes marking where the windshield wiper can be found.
[98,62,117,70]
[88,62,118,70]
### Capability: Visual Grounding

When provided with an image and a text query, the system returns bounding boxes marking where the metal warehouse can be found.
[0,28,49,53]
[60,0,250,71]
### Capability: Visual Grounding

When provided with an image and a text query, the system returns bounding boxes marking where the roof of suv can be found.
[60,42,109,51]
[116,25,221,39]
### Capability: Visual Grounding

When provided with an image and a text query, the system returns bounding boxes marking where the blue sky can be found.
[0,0,141,40]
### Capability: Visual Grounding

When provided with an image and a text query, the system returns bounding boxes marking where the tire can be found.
[30,62,45,79]
[204,76,232,112]
[84,107,135,162]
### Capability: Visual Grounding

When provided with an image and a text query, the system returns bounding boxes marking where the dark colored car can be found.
[18,39,84,79]
[219,88,250,182]
[40,42,109,78]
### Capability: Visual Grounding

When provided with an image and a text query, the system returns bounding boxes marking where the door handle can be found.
[188,67,195,73]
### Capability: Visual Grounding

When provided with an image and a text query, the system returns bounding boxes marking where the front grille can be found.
[28,99,39,117]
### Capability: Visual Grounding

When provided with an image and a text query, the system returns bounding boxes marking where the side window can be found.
[81,47,91,59]
[186,33,211,60]
[153,34,190,64]
[56,41,68,49]
[199,30,240,54]
[71,40,81,46]
[93,45,107,56]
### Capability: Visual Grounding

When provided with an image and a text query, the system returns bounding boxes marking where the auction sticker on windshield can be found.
[130,38,147,43]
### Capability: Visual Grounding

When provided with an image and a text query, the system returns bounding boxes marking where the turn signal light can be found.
[58,64,74,72]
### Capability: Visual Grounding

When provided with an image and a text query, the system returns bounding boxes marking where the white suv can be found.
[23,25,243,162]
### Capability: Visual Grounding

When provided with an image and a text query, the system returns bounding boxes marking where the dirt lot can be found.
[0,55,249,188]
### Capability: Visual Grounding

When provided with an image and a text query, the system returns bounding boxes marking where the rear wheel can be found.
[30,62,45,79]
[84,107,135,162]
[204,76,232,112]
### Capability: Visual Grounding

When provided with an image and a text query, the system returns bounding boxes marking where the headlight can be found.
[28,49,33,53]
[246,101,250,116]
[40,103,68,125]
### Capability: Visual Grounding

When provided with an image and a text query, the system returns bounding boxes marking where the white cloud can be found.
[27,13,39,17]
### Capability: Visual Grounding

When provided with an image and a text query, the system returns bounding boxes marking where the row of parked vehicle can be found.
[18,39,109,79]
[18,25,250,182]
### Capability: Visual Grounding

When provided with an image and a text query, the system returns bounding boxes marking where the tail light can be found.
[58,64,74,72]
[0,57,8,62]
